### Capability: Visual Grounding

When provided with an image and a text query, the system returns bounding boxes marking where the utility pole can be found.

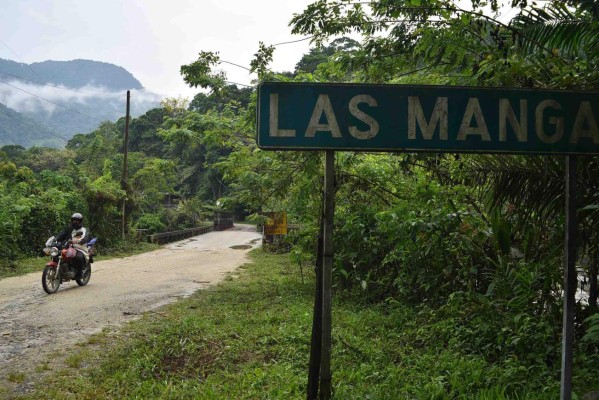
[121,90,130,240]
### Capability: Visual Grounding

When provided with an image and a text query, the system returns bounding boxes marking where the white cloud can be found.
[0,0,316,101]
[0,79,161,118]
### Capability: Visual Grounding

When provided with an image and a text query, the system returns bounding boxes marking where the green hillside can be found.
[0,103,66,147]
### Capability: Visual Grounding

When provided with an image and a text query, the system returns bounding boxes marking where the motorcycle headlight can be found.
[50,247,59,257]
[43,247,51,256]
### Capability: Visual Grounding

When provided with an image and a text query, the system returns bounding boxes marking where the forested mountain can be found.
[0,58,142,90]
[0,103,65,147]
[0,58,161,147]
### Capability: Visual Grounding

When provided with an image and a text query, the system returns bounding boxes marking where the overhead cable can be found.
[0,80,103,122]
[0,102,53,139]
[0,38,45,82]
[0,70,110,95]
[272,36,315,46]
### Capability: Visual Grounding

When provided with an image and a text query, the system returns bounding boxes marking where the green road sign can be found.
[257,82,599,154]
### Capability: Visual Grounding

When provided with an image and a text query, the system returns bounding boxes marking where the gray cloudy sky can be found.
[0,0,316,100]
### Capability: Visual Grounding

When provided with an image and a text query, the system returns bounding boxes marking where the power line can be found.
[0,70,110,95]
[0,39,45,82]
[225,80,253,88]
[272,36,315,46]
[0,39,31,67]
[0,80,103,122]
[0,102,54,139]
[219,60,251,71]
[260,153,319,207]
[0,87,19,106]
[0,87,54,137]
[216,35,316,87]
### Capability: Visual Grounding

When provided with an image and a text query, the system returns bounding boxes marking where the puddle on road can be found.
[230,245,252,250]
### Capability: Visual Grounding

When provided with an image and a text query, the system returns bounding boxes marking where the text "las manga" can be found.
[269,93,598,145]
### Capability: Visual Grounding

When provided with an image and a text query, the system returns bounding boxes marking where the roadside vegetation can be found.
[0,241,161,280]
[11,250,598,399]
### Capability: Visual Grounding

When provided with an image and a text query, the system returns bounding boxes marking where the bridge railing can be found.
[146,225,213,244]
[214,217,234,231]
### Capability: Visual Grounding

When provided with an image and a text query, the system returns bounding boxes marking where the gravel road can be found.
[0,224,262,396]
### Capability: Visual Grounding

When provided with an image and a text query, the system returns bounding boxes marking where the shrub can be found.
[133,213,166,234]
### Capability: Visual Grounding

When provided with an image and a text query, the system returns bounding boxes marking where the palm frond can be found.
[463,155,565,221]
[511,4,599,59]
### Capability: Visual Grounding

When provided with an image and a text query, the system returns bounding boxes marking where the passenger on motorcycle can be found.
[56,213,90,278]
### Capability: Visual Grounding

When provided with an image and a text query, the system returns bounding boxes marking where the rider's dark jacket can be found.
[56,224,90,245]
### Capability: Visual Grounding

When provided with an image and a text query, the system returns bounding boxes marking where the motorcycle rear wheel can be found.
[76,264,91,286]
[42,265,61,294]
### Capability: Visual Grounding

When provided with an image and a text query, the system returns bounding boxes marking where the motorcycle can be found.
[41,236,97,294]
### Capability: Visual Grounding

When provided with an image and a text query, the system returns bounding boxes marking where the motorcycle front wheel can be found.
[42,265,61,294]
[76,264,91,286]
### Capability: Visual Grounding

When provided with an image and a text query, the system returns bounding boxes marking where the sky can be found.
[0,0,317,101]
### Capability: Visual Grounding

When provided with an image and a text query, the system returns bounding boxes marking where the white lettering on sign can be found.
[349,95,379,140]
[305,94,342,138]
[457,98,491,141]
[267,90,598,148]
[406,96,596,145]
[499,99,527,142]
[408,96,448,140]
[535,100,563,144]
[269,94,295,137]
[571,101,599,144]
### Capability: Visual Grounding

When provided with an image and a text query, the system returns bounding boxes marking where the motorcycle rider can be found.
[56,213,90,278]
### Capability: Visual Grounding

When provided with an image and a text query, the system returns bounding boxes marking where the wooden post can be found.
[320,150,335,400]
[561,155,577,400]
[121,90,130,240]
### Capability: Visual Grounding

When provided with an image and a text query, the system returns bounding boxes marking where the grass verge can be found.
[12,250,597,399]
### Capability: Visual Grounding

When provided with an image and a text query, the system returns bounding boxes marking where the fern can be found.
[582,313,599,344]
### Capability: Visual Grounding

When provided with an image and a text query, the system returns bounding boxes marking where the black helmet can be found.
[71,212,83,228]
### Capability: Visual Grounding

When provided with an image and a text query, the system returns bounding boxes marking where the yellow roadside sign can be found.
[264,212,287,235]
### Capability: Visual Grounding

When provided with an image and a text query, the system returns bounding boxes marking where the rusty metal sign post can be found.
[319,150,335,400]
[256,82,598,400]
[561,155,577,400]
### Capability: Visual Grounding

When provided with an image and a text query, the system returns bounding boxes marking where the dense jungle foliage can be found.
[0,89,251,263]
[1,0,598,396]
[179,0,599,395]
